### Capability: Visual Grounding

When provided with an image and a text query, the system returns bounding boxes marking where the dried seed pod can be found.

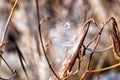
[110,18,120,66]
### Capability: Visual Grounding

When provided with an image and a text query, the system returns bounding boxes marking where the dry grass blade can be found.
[111,18,120,67]
[15,43,28,79]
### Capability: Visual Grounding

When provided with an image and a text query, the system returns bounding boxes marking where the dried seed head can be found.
[49,19,82,63]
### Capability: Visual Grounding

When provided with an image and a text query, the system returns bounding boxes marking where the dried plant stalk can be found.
[0,0,19,79]
[35,0,60,79]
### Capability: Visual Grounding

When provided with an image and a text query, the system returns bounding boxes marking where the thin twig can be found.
[87,63,120,73]
[0,54,15,73]
[60,19,94,79]
[9,71,17,80]
[80,17,114,80]
[39,15,51,25]
[80,60,90,80]
[80,17,118,80]
[87,17,120,72]
[0,0,19,69]
[0,0,19,46]
[69,19,99,79]
[0,0,19,70]
[44,37,55,48]
[35,0,60,79]
[80,34,102,80]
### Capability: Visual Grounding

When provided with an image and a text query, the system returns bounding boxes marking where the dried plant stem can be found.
[59,19,100,79]
[39,15,50,25]
[0,42,18,79]
[80,33,102,80]
[80,17,118,80]
[87,17,116,65]
[87,17,120,72]
[60,19,94,79]
[44,37,55,48]
[80,60,90,80]
[88,63,120,73]
[0,54,15,73]
[88,29,103,67]
[78,45,86,70]
[9,72,18,80]
[0,54,17,80]
[64,18,99,77]
[0,0,19,46]
[35,0,60,79]
[0,0,19,79]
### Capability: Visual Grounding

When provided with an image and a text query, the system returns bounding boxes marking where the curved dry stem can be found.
[0,0,19,79]
[80,35,101,80]
[86,17,120,73]
[35,0,60,79]
[88,63,120,73]
[0,0,19,46]
[80,17,115,80]
[0,0,19,68]
[59,19,95,79]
